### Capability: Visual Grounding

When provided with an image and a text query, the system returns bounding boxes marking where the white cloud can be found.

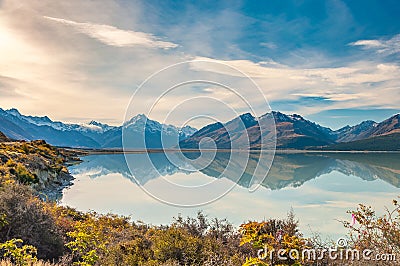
[260,42,277,49]
[350,34,400,55]
[193,56,400,87]
[44,16,178,49]
[189,57,400,116]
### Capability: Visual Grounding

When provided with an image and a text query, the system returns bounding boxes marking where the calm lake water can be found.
[61,152,400,240]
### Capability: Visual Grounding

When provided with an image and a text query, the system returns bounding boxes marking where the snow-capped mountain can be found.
[123,114,196,139]
[180,125,198,139]
[86,120,114,133]
[332,114,399,143]
[334,120,378,142]
[4,108,115,133]
[1,107,398,150]
[121,114,197,149]
[0,108,197,148]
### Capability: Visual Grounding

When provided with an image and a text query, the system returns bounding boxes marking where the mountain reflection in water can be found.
[69,152,400,190]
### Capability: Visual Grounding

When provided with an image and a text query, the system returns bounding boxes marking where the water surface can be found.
[61,152,400,240]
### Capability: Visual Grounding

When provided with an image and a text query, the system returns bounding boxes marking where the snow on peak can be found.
[288,114,303,121]
[6,108,61,129]
[180,125,197,137]
[6,108,22,117]
[124,114,164,133]
[272,111,291,122]
[124,114,149,126]
[87,120,113,132]
[123,114,197,137]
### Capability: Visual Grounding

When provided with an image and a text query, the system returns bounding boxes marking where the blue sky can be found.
[0,0,399,129]
[144,0,400,59]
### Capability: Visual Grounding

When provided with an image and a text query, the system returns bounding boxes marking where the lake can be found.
[61,152,400,241]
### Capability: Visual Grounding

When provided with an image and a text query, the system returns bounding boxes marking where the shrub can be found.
[14,163,38,184]
[20,144,30,155]
[239,210,307,265]
[149,225,202,264]
[4,160,15,168]
[343,198,400,259]
[0,183,64,260]
[0,239,37,266]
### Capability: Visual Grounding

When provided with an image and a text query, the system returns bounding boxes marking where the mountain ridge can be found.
[180,111,400,150]
[0,107,399,150]
[0,108,197,149]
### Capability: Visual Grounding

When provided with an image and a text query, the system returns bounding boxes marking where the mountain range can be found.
[180,111,400,150]
[0,108,196,149]
[0,108,399,150]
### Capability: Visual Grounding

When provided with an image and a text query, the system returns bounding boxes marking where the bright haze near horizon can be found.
[0,0,399,130]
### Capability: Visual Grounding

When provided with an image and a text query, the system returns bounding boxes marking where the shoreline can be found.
[63,147,400,155]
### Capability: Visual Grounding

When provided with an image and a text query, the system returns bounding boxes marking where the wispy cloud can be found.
[260,42,277,49]
[189,56,400,117]
[44,16,178,49]
[350,34,400,55]
[0,76,22,97]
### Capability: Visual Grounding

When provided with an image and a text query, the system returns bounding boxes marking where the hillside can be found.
[180,111,336,150]
[324,132,400,151]
[334,114,400,142]
[180,111,400,151]
[272,112,335,148]
[179,113,261,149]
[0,138,82,200]
[0,131,9,142]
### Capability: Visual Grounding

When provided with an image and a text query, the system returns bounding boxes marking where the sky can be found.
[0,0,399,129]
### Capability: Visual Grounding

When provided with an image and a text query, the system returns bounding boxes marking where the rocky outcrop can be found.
[29,155,76,201]
[0,140,83,201]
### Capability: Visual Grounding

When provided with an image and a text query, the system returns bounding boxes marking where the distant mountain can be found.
[180,111,400,150]
[179,113,262,149]
[180,111,336,150]
[111,114,197,149]
[272,111,335,148]
[334,114,400,142]
[333,120,377,142]
[0,108,100,147]
[368,114,400,136]
[1,107,398,150]
[0,108,196,149]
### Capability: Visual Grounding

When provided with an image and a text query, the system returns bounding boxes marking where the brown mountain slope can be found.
[335,114,400,142]
[179,112,335,150]
[0,131,9,142]
[370,114,400,136]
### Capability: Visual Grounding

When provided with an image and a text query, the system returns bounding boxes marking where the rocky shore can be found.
[0,136,85,201]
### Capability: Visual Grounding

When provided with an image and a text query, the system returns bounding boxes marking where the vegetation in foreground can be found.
[0,140,399,265]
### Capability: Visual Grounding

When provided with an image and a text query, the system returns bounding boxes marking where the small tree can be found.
[342,197,400,257]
